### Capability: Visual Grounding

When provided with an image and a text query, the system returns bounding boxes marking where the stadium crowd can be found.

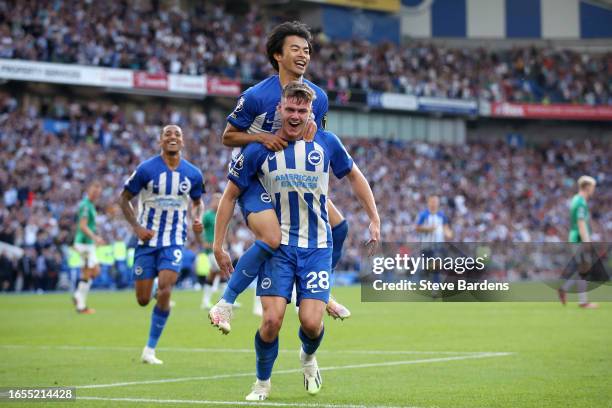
[1,0,611,105]
[0,93,610,290]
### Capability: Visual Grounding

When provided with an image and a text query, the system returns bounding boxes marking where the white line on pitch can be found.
[76,352,513,389]
[78,396,424,408]
[0,344,494,355]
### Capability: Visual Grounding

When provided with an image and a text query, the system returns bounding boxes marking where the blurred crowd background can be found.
[2,0,611,104]
[0,0,610,292]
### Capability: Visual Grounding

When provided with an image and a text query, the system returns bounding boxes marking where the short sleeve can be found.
[189,170,205,200]
[325,131,353,179]
[77,202,87,221]
[416,211,428,225]
[577,204,587,220]
[124,165,147,195]
[313,91,329,130]
[227,89,258,131]
[227,144,265,191]
[441,212,450,224]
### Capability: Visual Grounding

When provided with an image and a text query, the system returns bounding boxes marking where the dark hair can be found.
[282,82,316,104]
[266,21,313,72]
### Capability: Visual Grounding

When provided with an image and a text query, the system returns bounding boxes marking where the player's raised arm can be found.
[222,122,288,151]
[212,181,242,278]
[346,164,381,248]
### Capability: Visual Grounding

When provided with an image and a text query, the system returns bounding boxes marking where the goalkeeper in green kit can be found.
[558,175,598,309]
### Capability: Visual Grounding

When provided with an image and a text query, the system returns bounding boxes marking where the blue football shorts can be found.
[237,180,274,223]
[256,245,332,306]
[133,245,183,280]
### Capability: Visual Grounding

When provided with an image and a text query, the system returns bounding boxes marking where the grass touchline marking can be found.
[76,352,513,389]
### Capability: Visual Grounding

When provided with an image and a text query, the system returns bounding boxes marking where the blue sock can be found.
[222,240,275,304]
[254,330,279,381]
[331,220,348,270]
[299,326,325,355]
[147,306,170,349]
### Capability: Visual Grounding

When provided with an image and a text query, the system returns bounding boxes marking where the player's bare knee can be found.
[260,316,283,338]
[299,318,322,338]
[156,287,172,304]
[136,294,150,307]
[260,231,281,250]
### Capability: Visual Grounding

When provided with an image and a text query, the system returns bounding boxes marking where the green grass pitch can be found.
[0,286,610,408]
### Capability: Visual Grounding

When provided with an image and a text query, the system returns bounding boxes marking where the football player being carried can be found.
[209,21,351,334]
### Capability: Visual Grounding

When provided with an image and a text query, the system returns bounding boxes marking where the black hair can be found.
[266,21,313,72]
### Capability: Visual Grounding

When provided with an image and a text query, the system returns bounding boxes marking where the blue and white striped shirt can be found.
[124,155,204,247]
[228,130,353,249]
[416,209,449,243]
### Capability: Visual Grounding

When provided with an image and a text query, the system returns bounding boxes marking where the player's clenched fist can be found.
[134,225,155,241]
[192,219,203,234]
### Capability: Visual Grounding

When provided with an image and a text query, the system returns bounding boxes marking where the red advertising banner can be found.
[491,102,612,121]
[133,72,168,90]
[207,77,241,97]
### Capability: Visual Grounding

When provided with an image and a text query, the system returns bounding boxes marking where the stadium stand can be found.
[0,91,609,290]
[1,1,610,104]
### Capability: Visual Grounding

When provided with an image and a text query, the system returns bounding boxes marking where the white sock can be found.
[82,279,91,307]
[578,280,588,304]
[211,275,221,293]
[300,348,315,362]
[75,280,89,310]
[218,282,227,296]
[202,285,213,306]
[256,378,270,387]
[562,279,576,292]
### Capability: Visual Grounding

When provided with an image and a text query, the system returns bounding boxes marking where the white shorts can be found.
[74,243,98,269]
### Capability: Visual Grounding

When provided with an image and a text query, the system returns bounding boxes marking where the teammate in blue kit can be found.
[213,83,380,400]
[209,21,351,333]
[118,124,205,364]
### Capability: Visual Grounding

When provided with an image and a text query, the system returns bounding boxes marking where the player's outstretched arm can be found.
[222,123,288,151]
[118,189,154,242]
[213,181,241,278]
[346,164,381,251]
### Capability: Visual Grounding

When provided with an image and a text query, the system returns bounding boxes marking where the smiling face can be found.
[279,96,312,141]
[159,125,184,155]
[275,35,310,78]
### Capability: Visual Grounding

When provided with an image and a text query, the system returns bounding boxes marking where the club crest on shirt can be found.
[179,179,191,194]
[260,193,272,203]
[307,150,323,166]
[233,154,244,170]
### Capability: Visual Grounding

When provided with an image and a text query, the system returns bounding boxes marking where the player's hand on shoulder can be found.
[135,225,155,241]
[213,246,234,279]
[192,219,203,234]
[303,119,317,142]
[260,132,288,151]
